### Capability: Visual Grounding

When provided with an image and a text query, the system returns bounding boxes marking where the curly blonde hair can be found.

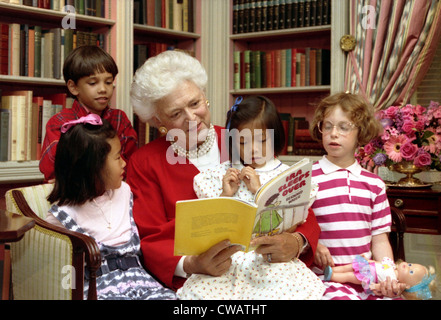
[310,92,383,146]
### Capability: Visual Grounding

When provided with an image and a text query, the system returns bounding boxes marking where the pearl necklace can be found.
[93,193,112,230]
[171,124,215,159]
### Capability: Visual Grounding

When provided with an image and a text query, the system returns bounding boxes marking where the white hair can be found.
[130,50,208,124]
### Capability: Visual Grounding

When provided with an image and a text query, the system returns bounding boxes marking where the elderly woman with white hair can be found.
[127,50,321,292]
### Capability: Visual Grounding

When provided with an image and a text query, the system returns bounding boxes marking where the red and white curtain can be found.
[345,0,441,111]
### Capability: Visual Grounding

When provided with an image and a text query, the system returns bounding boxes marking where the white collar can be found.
[319,156,362,177]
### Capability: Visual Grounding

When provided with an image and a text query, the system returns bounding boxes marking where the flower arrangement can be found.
[357,101,441,171]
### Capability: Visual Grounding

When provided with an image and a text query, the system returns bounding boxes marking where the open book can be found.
[174,158,313,256]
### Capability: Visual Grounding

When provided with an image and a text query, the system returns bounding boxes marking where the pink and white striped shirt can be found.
[311,156,391,267]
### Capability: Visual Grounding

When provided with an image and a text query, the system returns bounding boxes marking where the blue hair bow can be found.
[405,273,435,300]
[226,96,243,130]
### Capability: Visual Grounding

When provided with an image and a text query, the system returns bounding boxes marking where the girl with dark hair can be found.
[177,96,324,300]
[46,114,176,300]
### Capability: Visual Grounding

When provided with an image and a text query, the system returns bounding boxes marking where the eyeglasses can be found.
[318,121,357,136]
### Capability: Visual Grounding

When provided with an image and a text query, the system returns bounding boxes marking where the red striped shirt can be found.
[39,100,138,181]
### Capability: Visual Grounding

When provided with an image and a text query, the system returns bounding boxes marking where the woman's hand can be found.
[183,240,241,277]
[314,243,335,268]
[240,166,261,194]
[220,168,241,197]
[250,232,304,263]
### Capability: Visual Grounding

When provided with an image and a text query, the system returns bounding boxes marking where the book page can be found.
[174,198,257,256]
[252,158,312,238]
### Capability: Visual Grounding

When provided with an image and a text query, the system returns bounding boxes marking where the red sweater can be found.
[39,100,138,181]
[127,125,320,290]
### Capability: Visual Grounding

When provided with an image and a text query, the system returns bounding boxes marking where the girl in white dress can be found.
[177,95,324,300]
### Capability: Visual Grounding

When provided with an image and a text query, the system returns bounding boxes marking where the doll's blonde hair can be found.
[402,265,437,300]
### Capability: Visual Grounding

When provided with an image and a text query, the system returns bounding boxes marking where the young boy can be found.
[39,45,138,181]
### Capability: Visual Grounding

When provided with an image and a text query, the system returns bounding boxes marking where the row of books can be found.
[134,0,195,33]
[1,0,106,18]
[232,0,331,34]
[0,90,73,162]
[134,43,194,73]
[0,23,105,78]
[233,48,330,90]
[134,42,175,72]
[133,114,160,148]
[280,115,325,156]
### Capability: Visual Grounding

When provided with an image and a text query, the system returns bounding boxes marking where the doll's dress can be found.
[352,255,397,293]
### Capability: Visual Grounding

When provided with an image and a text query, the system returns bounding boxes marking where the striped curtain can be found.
[345,0,441,111]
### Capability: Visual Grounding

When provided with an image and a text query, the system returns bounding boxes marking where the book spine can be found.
[244,49,251,89]
[34,25,41,77]
[233,0,239,34]
[0,110,10,161]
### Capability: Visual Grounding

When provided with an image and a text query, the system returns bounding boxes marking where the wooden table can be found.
[386,185,441,235]
[0,209,35,243]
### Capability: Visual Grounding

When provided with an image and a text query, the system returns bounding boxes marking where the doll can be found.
[323,255,437,300]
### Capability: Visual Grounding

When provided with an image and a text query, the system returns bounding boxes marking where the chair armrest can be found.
[12,190,101,300]
[390,206,406,233]
[390,206,406,261]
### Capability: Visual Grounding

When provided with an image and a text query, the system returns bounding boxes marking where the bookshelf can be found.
[0,0,202,184]
[229,0,347,163]
[0,0,116,183]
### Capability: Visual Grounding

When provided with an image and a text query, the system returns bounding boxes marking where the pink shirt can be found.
[311,157,391,266]
[46,181,132,246]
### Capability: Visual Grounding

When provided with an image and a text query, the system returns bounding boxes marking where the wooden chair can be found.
[390,206,407,261]
[5,184,101,300]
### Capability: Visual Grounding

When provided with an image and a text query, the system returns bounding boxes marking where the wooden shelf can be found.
[134,23,200,40]
[0,75,65,86]
[0,161,43,183]
[0,2,115,28]
[230,85,331,95]
[230,25,331,41]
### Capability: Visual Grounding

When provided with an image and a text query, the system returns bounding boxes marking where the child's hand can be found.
[240,166,261,194]
[220,168,241,197]
[314,243,335,268]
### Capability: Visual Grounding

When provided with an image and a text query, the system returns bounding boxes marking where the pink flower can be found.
[401,119,415,135]
[414,151,432,167]
[385,106,399,118]
[356,102,441,171]
[384,135,407,162]
[414,119,425,131]
[363,142,375,156]
[400,141,419,160]
[414,104,426,116]
[401,104,414,117]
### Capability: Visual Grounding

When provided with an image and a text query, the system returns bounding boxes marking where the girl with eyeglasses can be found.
[309,92,406,300]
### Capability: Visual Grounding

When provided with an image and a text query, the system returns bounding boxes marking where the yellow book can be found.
[174,158,313,256]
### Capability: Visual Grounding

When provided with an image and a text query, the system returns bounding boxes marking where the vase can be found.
[390,161,429,187]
